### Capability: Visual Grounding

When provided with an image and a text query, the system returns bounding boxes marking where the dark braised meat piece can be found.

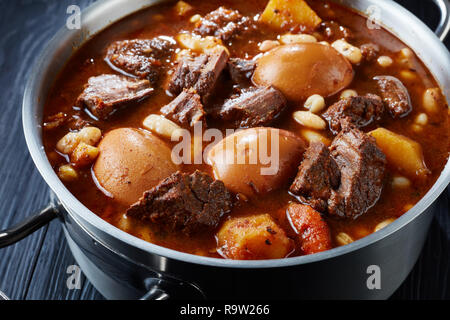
[217,86,287,128]
[76,74,153,119]
[43,112,68,130]
[43,112,92,131]
[323,94,385,134]
[374,75,412,118]
[227,58,257,85]
[290,142,340,213]
[69,116,92,130]
[360,43,380,62]
[316,21,353,40]
[160,88,206,128]
[105,37,175,84]
[127,171,233,235]
[168,47,229,102]
[328,126,386,219]
[194,7,253,41]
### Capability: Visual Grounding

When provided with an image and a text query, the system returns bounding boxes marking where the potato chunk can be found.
[369,128,429,177]
[260,0,322,29]
[217,214,293,260]
[71,142,100,167]
[174,1,193,16]
[287,204,331,254]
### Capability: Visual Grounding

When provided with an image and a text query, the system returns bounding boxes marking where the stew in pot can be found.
[42,0,449,259]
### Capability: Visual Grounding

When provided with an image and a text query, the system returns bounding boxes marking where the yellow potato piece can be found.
[369,128,429,177]
[71,142,99,167]
[217,214,293,260]
[260,0,322,29]
[174,1,193,16]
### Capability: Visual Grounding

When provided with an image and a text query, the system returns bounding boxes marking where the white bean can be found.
[189,14,202,23]
[397,48,414,68]
[56,132,80,155]
[259,40,280,52]
[399,70,416,81]
[336,232,353,246]
[293,111,326,130]
[423,88,441,114]
[143,114,182,139]
[78,127,102,146]
[414,113,428,126]
[374,218,396,232]
[304,94,325,113]
[399,48,414,59]
[177,33,227,54]
[300,129,331,146]
[279,33,317,44]
[377,56,393,68]
[332,39,362,64]
[56,127,102,155]
[117,214,132,232]
[340,89,358,99]
[391,176,411,188]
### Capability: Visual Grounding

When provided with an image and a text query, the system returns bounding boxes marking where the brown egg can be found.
[207,127,305,197]
[93,128,178,206]
[253,43,354,101]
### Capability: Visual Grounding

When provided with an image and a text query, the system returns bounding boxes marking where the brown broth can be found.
[42,0,449,258]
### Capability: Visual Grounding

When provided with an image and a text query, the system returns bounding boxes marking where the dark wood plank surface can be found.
[0,0,448,300]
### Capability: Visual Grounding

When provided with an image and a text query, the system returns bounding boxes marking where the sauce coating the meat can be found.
[42,0,449,259]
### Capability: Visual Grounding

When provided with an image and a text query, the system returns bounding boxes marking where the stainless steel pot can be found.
[1,0,449,300]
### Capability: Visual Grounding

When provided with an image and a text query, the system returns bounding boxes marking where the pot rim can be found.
[22,0,450,269]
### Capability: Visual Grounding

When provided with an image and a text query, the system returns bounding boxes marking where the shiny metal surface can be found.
[21,0,450,299]
[0,290,9,300]
[433,0,450,40]
[0,204,58,248]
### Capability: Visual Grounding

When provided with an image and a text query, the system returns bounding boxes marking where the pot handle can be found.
[0,202,60,248]
[0,290,9,300]
[140,277,205,300]
[432,0,450,40]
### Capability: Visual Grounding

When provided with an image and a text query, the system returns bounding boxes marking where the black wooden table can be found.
[0,0,448,300]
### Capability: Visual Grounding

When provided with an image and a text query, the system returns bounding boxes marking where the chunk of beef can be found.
[227,58,257,85]
[43,112,92,131]
[194,7,253,41]
[168,47,229,102]
[76,74,153,119]
[169,54,208,95]
[360,43,380,62]
[289,142,340,212]
[217,86,287,128]
[323,94,385,134]
[69,116,92,131]
[328,126,386,219]
[374,75,412,118]
[105,37,175,84]
[160,88,206,128]
[43,112,68,131]
[316,21,353,40]
[127,171,233,235]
